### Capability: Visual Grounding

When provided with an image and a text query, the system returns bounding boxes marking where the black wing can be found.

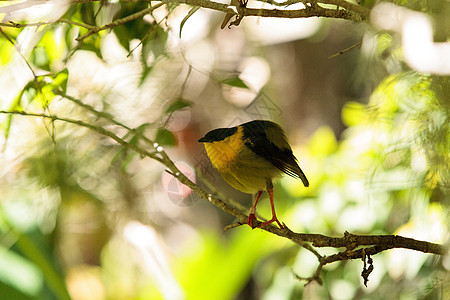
[242,120,309,187]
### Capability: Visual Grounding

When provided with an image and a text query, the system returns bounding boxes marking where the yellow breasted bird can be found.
[198,120,309,229]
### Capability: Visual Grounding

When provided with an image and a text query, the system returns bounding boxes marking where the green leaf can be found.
[179,7,200,38]
[139,65,153,86]
[221,76,249,89]
[155,128,176,146]
[3,81,35,143]
[80,2,96,25]
[113,2,151,51]
[135,122,152,133]
[142,25,168,61]
[0,214,71,300]
[78,41,103,59]
[53,68,69,93]
[16,233,71,300]
[308,126,337,157]
[40,30,67,67]
[10,81,35,110]
[0,38,13,66]
[31,47,50,71]
[341,101,366,127]
[165,98,193,114]
[0,245,43,296]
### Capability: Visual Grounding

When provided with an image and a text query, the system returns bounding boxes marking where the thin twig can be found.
[53,90,158,150]
[0,110,161,161]
[224,222,245,230]
[328,40,362,59]
[75,3,165,42]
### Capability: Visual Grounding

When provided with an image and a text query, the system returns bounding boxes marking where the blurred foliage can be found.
[0,1,449,300]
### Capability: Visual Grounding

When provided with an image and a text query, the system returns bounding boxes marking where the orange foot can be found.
[247,213,258,229]
[259,218,284,229]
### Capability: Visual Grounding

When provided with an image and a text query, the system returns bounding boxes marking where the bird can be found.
[198,120,309,229]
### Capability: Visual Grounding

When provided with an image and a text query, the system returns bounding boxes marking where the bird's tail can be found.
[297,168,309,187]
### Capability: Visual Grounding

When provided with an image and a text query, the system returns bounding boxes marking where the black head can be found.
[198,127,237,143]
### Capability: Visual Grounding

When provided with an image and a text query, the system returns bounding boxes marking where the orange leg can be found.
[247,191,263,229]
[259,187,283,229]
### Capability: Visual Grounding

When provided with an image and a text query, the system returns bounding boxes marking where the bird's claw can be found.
[248,213,284,229]
[260,218,284,229]
[247,213,258,229]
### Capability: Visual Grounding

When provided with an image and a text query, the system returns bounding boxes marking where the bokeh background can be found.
[0,1,449,299]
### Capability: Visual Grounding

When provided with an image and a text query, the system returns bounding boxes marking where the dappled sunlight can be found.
[0,0,448,299]
[372,3,450,75]
[124,221,184,300]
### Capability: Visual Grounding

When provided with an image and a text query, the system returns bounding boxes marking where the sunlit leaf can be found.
[179,7,200,38]
[341,101,366,127]
[0,245,43,296]
[40,84,55,108]
[41,30,66,66]
[165,98,193,114]
[308,126,337,157]
[0,38,13,65]
[175,229,276,300]
[2,81,36,142]
[53,68,69,93]
[155,128,176,146]
[221,76,249,89]
[31,47,50,70]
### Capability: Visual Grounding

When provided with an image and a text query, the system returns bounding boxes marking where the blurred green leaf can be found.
[2,81,35,143]
[113,2,151,51]
[175,230,278,300]
[114,123,153,169]
[0,245,43,296]
[15,232,71,300]
[341,101,366,127]
[155,128,176,146]
[78,40,103,59]
[0,213,71,300]
[139,65,153,86]
[32,47,50,70]
[179,7,200,38]
[10,81,35,110]
[165,98,193,114]
[41,30,66,67]
[0,38,13,65]
[359,0,375,8]
[54,68,69,94]
[80,2,96,25]
[142,25,168,61]
[308,126,337,157]
[221,76,249,89]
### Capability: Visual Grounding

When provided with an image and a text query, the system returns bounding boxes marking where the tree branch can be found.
[172,0,367,22]
[66,0,369,20]
[1,108,446,286]
[0,0,368,34]
[75,3,166,41]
